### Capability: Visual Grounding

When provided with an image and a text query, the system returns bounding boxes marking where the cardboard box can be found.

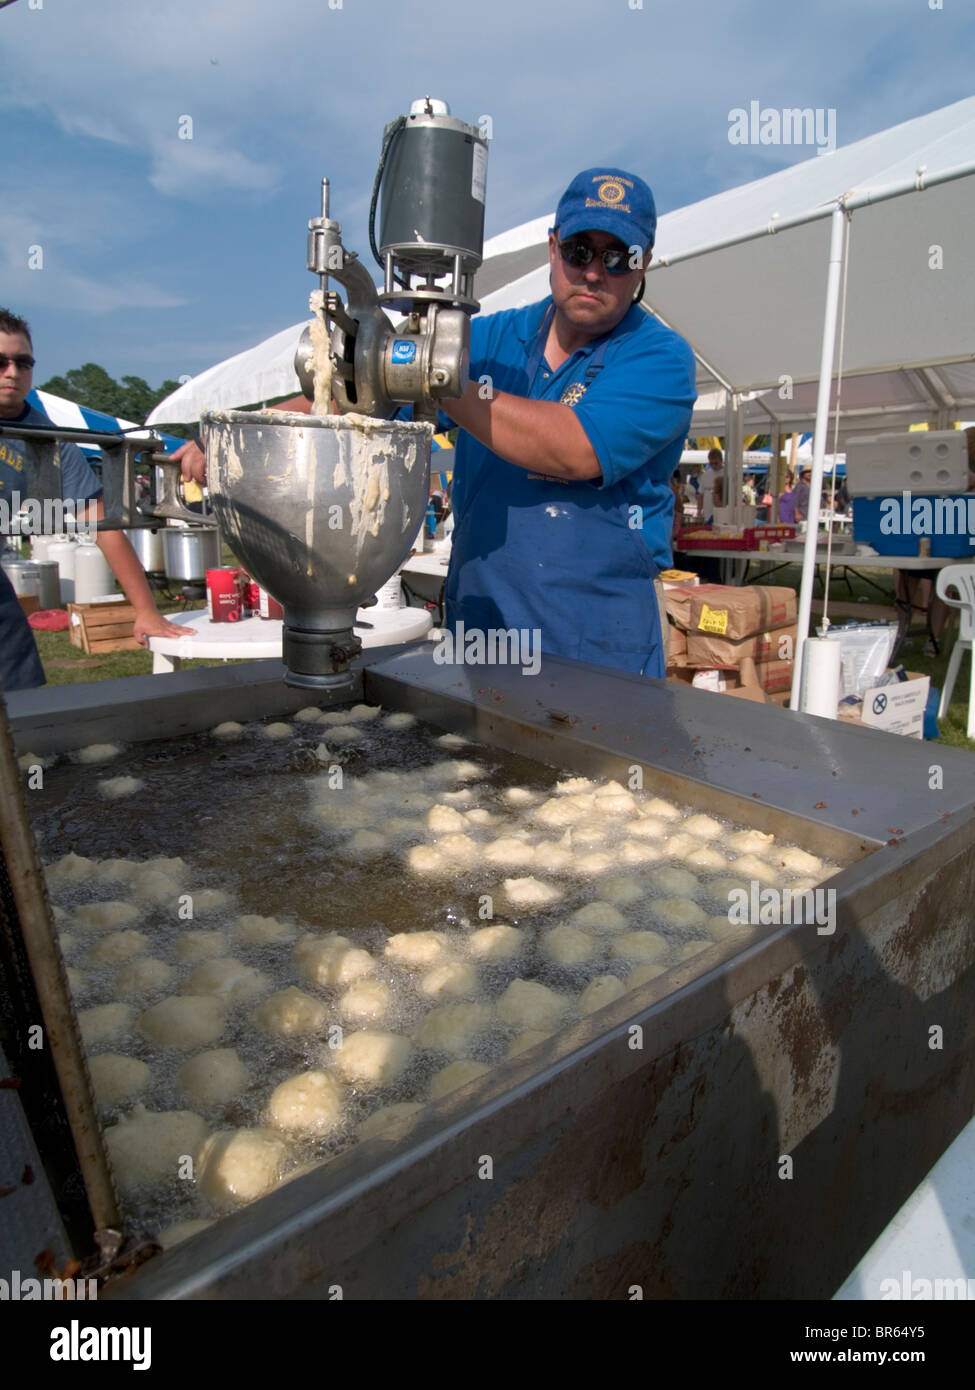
[17,594,39,617]
[668,624,688,658]
[739,656,794,695]
[665,662,695,685]
[686,623,797,666]
[665,583,727,628]
[665,662,767,703]
[665,584,797,640]
[68,600,141,654]
[838,671,930,739]
[722,682,769,704]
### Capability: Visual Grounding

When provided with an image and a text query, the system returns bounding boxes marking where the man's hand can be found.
[132,609,187,644]
[172,439,206,486]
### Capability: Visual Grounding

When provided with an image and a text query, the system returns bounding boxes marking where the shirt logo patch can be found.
[559,382,587,407]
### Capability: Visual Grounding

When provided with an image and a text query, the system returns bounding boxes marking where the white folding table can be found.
[148,606,432,674]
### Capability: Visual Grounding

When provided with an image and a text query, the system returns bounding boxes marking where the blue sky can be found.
[3,0,973,391]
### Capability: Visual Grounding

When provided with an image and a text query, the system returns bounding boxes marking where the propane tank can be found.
[30,535,56,564]
[73,538,114,604]
[46,536,78,605]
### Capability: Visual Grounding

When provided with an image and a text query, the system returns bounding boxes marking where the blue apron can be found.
[446,307,664,676]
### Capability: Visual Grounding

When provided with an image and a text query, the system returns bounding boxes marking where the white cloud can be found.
[148,138,279,198]
[0,213,187,314]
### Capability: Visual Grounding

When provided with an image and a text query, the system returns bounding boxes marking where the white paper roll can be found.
[800,637,842,719]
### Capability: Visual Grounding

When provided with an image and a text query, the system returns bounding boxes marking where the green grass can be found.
[32,592,246,685]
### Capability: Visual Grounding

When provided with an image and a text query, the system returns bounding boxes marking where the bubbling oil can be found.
[32,710,848,1242]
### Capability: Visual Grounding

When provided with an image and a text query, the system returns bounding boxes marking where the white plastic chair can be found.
[936,564,975,738]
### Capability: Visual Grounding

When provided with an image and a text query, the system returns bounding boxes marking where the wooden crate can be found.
[67,600,142,654]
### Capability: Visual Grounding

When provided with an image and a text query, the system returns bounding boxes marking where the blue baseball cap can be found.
[554,168,657,251]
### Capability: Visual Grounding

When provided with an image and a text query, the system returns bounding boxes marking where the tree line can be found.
[37,363,194,439]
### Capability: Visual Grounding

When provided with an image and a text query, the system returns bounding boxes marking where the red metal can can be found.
[207,567,245,622]
[258,586,284,621]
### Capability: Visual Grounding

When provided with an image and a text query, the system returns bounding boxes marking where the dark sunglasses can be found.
[559,236,635,276]
[0,354,35,371]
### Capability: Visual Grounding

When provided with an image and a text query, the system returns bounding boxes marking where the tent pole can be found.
[770,427,781,522]
[727,394,743,524]
[790,204,849,711]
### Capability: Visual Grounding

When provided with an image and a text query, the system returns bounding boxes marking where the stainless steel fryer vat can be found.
[4,647,974,1299]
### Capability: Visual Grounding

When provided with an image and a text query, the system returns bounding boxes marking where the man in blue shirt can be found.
[441,168,696,676]
[0,308,184,692]
[175,169,696,676]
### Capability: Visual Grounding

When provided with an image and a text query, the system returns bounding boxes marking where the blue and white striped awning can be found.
[27,390,185,457]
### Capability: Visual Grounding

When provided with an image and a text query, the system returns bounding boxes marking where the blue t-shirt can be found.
[0,403,103,513]
[452,298,697,572]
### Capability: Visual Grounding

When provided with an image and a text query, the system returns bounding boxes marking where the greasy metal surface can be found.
[6,650,974,1297]
[362,646,975,847]
[0,694,118,1245]
[5,657,367,759]
[106,815,975,1300]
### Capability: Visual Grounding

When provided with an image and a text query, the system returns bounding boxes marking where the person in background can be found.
[670,467,693,580]
[759,478,773,522]
[687,464,700,500]
[793,466,812,523]
[742,474,756,507]
[777,472,797,525]
[0,307,184,691]
[697,447,723,522]
[670,468,686,541]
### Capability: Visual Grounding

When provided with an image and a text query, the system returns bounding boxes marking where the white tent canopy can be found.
[147,320,307,426]
[689,367,975,440]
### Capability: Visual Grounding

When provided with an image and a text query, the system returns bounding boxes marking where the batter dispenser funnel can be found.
[203,410,432,687]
